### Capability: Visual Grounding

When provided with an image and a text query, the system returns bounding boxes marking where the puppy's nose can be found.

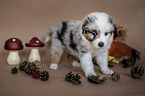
[98,42,104,47]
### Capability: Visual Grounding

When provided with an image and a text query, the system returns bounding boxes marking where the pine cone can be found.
[65,72,74,82]
[40,70,49,81]
[130,66,144,79]
[32,69,40,79]
[11,67,18,74]
[27,62,36,70]
[71,73,81,85]
[88,75,107,84]
[111,72,120,81]
[22,62,37,75]
[19,61,28,71]
[25,68,33,75]
[65,72,81,85]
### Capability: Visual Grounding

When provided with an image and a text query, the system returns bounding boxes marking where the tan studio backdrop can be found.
[0,0,145,96]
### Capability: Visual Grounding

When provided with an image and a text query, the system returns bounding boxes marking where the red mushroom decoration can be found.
[4,38,23,65]
[25,37,45,62]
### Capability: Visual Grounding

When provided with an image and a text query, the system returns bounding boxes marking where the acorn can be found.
[130,66,144,79]
[11,67,18,74]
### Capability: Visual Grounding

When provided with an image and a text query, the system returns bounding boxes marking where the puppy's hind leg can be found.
[49,38,64,70]
[67,54,81,67]
[72,61,81,67]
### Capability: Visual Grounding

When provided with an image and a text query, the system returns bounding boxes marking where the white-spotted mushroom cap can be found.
[4,38,23,50]
[25,37,45,47]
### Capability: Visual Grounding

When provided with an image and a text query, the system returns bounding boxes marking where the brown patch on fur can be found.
[83,30,99,42]
[50,46,64,64]
[84,33,94,41]
[67,54,80,64]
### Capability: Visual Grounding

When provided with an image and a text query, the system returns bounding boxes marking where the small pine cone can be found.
[19,61,28,71]
[71,74,81,85]
[19,64,25,71]
[111,72,120,82]
[72,80,81,85]
[40,70,49,81]
[27,62,36,70]
[11,67,18,74]
[22,61,28,65]
[88,75,107,84]
[25,68,33,75]
[74,73,81,80]
[23,65,28,72]
[130,66,144,79]
[32,69,40,79]
[65,72,74,82]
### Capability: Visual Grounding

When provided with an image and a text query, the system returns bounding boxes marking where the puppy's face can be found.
[81,12,116,48]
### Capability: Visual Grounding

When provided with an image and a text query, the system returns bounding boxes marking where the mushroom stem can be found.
[7,51,20,65]
[28,48,41,62]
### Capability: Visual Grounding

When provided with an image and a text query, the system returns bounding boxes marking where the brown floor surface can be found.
[0,0,145,96]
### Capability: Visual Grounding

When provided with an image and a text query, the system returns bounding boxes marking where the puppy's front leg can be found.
[80,52,96,77]
[96,50,114,74]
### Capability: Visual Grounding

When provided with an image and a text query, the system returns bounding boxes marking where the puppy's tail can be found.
[45,28,52,43]
[45,26,58,43]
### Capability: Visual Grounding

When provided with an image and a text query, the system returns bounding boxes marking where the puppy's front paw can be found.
[49,64,58,70]
[102,69,114,75]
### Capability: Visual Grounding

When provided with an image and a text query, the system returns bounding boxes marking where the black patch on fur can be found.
[113,24,118,39]
[82,17,97,34]
[109,17,113,24]
[81,51,87,53]
[70,31,78,51]
[57,31,63,44]
[82,20,89,30]
[87,17,94,23]
[82,17,93,30]
[82,27,87,34]
[57,21,67,45]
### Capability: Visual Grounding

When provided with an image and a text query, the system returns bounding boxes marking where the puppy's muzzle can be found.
[98,42,104,47]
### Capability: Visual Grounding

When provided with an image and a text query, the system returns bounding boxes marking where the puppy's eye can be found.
[92,31,98,36]
[91,30,98,36]
[84,29,88,33]
[83,28,89,34]
[105,32,108,36]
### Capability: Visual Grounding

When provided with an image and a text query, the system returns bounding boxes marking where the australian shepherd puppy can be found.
[46,12,117,77]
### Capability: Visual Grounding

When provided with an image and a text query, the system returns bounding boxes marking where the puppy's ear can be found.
[82,19,89,29]
[82,16,97,29]
[113,24,118,39]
